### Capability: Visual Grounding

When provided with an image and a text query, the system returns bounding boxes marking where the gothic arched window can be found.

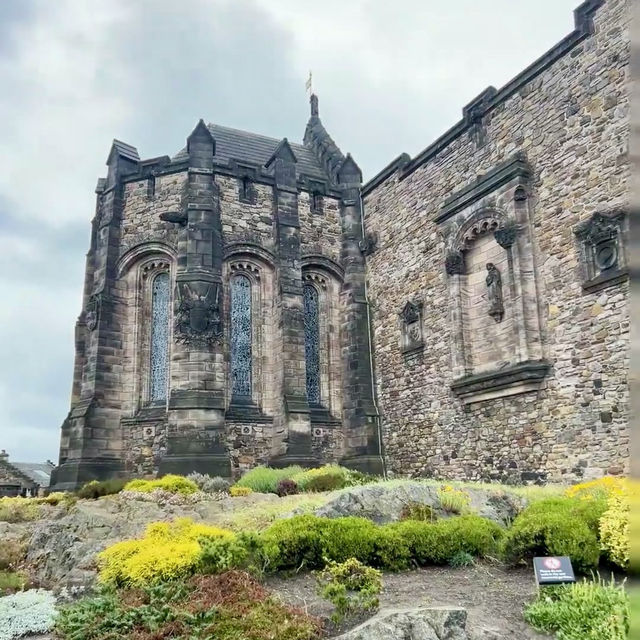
[230,274,252,401]
[303,284,321,405]
[149,272,170,402]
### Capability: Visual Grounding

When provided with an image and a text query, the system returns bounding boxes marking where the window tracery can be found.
[230,274,252,400]
[149,272,170,402]
[303,283,321,405]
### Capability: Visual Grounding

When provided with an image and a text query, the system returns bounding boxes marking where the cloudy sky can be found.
[0,0,580,462]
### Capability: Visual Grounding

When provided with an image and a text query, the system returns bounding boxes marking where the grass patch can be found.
[0,494,76,523]
[235,466,304,494]
[524,575,628,640]
[0,570,28,595]
[56,571,322,640]
[216,493,331,532]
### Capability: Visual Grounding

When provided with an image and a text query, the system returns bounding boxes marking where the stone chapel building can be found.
[51,0,630,490]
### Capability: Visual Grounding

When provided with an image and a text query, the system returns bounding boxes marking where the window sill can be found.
[582,268,628,294]
[451,360,550,405]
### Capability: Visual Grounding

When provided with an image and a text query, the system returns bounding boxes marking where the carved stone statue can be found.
[485,263,504,323]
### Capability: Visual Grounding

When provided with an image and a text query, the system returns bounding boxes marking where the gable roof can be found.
[173,123,330,182]
[11,462,54,488]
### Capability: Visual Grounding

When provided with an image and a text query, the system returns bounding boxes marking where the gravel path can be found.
[266,563,551,639]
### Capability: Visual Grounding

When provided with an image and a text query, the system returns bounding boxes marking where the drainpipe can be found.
[359,191,387,479]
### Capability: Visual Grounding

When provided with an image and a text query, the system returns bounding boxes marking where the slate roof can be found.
[173,124,330,182]
[111,139,140,163]
[11,462,54,488]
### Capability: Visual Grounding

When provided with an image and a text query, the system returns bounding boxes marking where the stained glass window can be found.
[231,275,252,400]
[303,284,321,405]
[150,272,170,402]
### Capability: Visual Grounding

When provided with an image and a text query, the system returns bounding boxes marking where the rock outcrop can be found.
[315,482,523,525]
[332,606,469,640]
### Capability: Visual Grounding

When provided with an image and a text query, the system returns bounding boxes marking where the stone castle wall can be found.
[363,0,630,483]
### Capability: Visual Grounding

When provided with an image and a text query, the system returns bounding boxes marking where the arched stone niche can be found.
[438,153,548,404]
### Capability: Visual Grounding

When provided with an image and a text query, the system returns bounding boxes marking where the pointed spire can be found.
[265,137,297,168]
[310,93,319,117]
[338,153,362,185]
[187,119,215,155]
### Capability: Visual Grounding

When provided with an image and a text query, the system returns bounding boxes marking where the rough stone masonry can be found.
[51,0,630,489]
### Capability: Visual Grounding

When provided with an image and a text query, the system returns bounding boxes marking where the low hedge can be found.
[501,497,606,573]
[259,513,503,572]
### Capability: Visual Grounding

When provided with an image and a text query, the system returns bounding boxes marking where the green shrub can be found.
[449,551,475,568]
[199,532,263,575]
[235,466,304,494]
[260,515,329,571]
[124,474,199,495]
[392,515,503,566]
[76,478,128,499]
[501,498,603,573]
[292,465,350,492]
[343,469,378,487]
[437,485,472,514]
[320,517,378,565]
[520,496,607,535]
[400,501,436,522]
[524,576,628,640]
[260,513,499,573]
[317,559,382,622]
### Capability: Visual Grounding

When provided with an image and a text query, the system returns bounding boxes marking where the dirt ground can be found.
[266,562,551,639]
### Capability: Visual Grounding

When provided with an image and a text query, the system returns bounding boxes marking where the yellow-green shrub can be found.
[600,492,629,569]
[437,485,471,514]
[124,474,198,495]
[565,476,625,501]
[0,497,42,522]
[230,485,252,497]
[566,476,635,571]
[97,518,234,586]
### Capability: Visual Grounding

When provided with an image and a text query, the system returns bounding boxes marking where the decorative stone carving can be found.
[85,294,101,331]
[485,263,504,323]
[445,250,464,275]
[514,186,528,202]
[175,280,223,346]
[400,301,424,353]
[574,210,627,292]
[359,231,378,256]
[494,222,517,248]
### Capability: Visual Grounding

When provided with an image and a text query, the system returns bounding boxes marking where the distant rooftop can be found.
[0,450,54,488]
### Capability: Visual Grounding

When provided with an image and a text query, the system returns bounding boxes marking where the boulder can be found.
[331,606,469,640]
[315,482,523,525]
